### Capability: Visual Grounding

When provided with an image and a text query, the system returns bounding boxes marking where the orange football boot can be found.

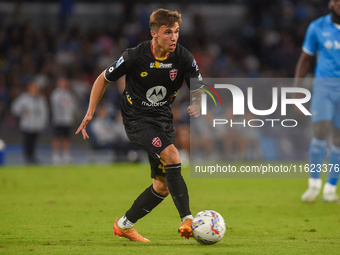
[178,218,193,239]
[113,218,150,242]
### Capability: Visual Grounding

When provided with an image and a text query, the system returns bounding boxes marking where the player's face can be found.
[329,0,340,18]
[154,23,179,52]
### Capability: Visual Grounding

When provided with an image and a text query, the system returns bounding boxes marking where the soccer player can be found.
[76,9,202,241]
[295,0,340,202]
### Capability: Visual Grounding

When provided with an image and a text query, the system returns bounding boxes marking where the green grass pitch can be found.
[1,163,340,254]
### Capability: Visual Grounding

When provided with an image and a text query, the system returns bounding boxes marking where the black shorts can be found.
[53,126,71,138]
[124,119,175,178]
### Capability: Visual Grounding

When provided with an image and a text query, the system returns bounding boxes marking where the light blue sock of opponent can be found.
[327,145,340,186]
[309,137,327,179]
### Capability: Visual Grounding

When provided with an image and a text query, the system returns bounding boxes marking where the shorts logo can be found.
[170,69,178,81]
[152,137,162,147]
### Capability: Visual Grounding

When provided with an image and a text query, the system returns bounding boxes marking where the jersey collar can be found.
[326,13,340,28]
[150,40,170,61]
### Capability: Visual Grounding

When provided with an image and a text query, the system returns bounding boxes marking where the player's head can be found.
[329,0,340,21]
[149,8,182,30]
[149,9,182,52]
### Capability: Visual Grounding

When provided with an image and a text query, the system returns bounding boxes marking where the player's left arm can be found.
[184,53,204,118]
[187,89,204,118]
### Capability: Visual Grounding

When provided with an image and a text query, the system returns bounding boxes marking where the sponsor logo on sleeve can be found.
[192,59,199,71]
[116,56,124,68]
[192,59,197,67]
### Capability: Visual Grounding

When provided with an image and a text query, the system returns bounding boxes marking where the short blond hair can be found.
[149,8,182,30]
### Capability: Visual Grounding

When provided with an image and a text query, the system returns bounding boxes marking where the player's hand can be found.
[187,104,200,118]
[75,115,93,139]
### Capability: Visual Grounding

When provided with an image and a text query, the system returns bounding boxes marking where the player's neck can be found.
[332,18,340,25]
[151,39,169,60]
[331,12,340,25]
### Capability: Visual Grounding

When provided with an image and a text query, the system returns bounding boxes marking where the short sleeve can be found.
[302,23,317,56]
[184,54,203,91]
[104,50,130,82]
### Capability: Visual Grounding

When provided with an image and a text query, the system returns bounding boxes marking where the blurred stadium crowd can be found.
[0,0,328,164]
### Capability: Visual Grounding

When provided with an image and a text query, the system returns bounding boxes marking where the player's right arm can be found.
[76,51,130,139]
[295,52,313,80]
[75,71,109,139]
[182,50,204,118]
[293,21,316,90]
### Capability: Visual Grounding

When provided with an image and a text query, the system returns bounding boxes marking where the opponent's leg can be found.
[302,121,330,202]
[160,144,193,239]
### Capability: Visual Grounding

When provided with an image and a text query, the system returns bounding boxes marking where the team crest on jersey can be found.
[169,69,178,81]
[152,137,162,148]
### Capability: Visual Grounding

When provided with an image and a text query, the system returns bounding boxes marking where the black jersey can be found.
[104,41,202,124]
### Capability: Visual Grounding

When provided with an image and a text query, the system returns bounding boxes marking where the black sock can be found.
[164,163,191,219]
[125,185,167,223]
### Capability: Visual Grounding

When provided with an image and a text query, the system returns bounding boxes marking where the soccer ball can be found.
[192,210,226,245]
